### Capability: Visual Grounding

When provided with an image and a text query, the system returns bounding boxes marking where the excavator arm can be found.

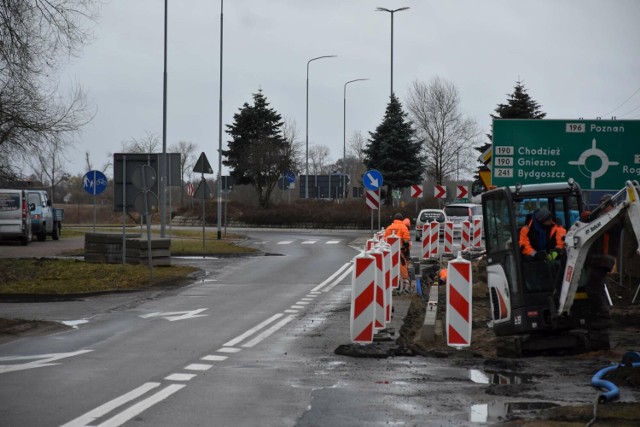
[558,180,640,316]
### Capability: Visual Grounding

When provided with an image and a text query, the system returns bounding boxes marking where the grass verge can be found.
[0,259,199,294]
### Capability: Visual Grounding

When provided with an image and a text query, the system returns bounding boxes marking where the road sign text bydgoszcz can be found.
[492,119,640,190]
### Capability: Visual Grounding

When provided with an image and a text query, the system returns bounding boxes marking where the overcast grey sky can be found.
[58,0,640,177]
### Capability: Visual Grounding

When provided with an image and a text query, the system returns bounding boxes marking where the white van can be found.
[0,189,32,245]
[443,203,483,237]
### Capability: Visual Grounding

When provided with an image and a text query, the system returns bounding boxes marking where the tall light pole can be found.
[160,0,168,237]
[376,7,409,97]
[343,78,369,199]
[216,0,224,240]
[305,55,336,199]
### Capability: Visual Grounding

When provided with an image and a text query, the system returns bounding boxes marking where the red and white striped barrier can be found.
[366,238,378,252]
[443,221,454,254]
[386,235,401,289]
[472,218,483,248]
[421,223,431,260]
[369,249,386,330]
[461,220,471,252]
[446,253,472,348]
[350,254,376,343]
[381,244,392,324]
[429,221,440,258]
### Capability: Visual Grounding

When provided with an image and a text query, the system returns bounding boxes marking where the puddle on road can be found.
[470,401,559,423]
[469,369,535,385]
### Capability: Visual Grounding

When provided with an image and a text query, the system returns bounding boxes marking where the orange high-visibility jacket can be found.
[519,220,566,257]
[384,219,410,242]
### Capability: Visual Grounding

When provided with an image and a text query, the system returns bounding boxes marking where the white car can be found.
[443,203,483,237]
[415,209,447,241]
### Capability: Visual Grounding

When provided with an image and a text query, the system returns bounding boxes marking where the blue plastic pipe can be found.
[592,351,640,402]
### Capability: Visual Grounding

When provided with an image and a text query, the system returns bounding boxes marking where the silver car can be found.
[415,208,447,241]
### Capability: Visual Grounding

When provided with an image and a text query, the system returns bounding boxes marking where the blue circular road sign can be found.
[83,170,108,195]
[363,169,383,190]
[284,171,296,184]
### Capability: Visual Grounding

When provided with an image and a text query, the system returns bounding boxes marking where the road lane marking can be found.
[165,373,196,381]
[311,262,352,292]
[295,301,310,305]
[95,384,185,427]
[216,347,241,353]
[290,305,305,309]
[223,313,284,347]
[322,265,353,293]
[284,309,298,314]
[60,382,161,427]
[305,294,318,298]
[301,240,317,244]
[326,240,341,244]
[277,240,293,245]
[184,364,212,371]
[139,308,209,322]
[242,315,295,348]
[202,355,228,361]
[0,350,93,375]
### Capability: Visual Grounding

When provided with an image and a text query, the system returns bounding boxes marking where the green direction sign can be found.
[492,119,640,190]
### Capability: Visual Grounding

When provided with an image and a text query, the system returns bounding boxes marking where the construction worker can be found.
[583,194,621,331]
[519,207,567,261]
[519,207,567,291]
[385,213,412,292]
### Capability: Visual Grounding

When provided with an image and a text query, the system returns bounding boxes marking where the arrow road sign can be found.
[410,184,423,198]
[434,185,447,199]
[363,169,383,190]
[140,308,209,322]
[456,185,469,199]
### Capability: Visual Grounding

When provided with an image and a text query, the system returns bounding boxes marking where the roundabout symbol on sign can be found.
[568,138,619,189]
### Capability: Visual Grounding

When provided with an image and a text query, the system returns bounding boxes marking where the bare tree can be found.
[406,78,481,184]
[282,116,304,174]
[0,1,99,182]
[121,131,161,153]
[309,144,330,175]
[169,140,198,206]
[28,138,70,203]
[347,130,368,187]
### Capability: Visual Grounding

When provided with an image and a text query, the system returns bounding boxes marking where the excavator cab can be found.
[482,180,589,351]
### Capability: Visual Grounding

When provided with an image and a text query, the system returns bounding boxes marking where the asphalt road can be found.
[2,229,637,426]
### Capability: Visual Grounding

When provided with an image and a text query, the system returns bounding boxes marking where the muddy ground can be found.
[400,261,640,426]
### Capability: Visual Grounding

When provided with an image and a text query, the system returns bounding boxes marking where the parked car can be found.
[415,208,447,241]
[0,189,32,245]
[26,189,62,241]
[443,203,483,237]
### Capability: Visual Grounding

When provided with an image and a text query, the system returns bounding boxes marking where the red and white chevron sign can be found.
[410,184,423,198]
[366,189,380,210]
[434,185,447,199]
[350,255,376,343]
[456,185,469,199]
[446,255,472,348]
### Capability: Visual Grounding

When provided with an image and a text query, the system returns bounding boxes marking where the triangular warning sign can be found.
[193,152,213,174]
[194,180,213,199]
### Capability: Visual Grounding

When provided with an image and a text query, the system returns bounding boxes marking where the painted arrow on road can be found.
[140,308,209,322]
[0,350,93,374]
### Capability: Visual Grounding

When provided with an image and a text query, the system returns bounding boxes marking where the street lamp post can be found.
[216,0,224,240]
[376,7,409,97]
[305,55,336,199]
[343,78,369,199]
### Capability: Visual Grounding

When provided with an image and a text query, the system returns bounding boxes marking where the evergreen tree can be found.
[473,81,546,194]
[223,90,293,208]
[364,95,423,203]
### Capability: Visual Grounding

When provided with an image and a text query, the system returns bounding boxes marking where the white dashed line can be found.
[217,347,241,354]
[184,364,212,371]
[301,240,317,244]
[326,240,341,244]
[223,313,284,347]
[301,297,314,301]
[290,305,305,309]
[284,309,298,314]
[165,373,196,382]
[277,240,293,245]
[202,355,228,361]
[295,301,310,305]
[242,315,295,348]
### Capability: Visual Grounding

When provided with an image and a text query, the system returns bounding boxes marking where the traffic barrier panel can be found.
[381,244,392,324]
[421,223,431,260]
[366,238,378,252]
[386,235,401,289]
[443,221,454,254]
[461,221,471,252]
[350,254,376,343]
[446,253,472,348]
[429,221,440,258]
[472,218,483,248]
[369,249,386,330]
